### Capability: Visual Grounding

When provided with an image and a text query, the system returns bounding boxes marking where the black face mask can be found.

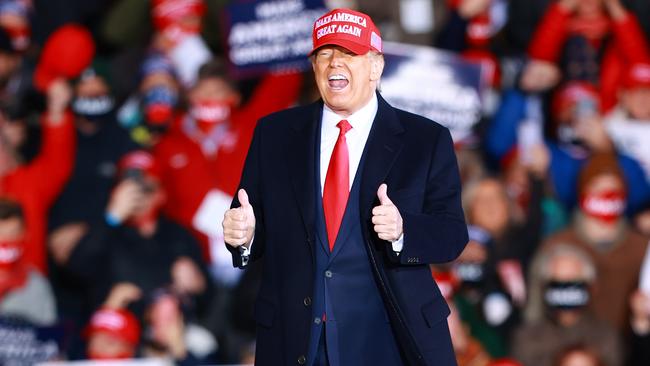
[73,95,115,122]
[455,262,485,285]
[544,281,590,311]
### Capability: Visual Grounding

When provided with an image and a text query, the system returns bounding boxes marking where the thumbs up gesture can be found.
[372,184,403,241]
[223,189,256,248]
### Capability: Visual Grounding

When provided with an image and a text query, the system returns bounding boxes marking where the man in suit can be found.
[223,8,468,366]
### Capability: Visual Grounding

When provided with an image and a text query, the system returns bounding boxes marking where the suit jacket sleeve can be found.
[389,127,468,265]
[226,120,266,268]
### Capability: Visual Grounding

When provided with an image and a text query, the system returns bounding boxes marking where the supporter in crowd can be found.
[153,58,302,287]
[604,62,650,182]
[529,153,647,332]
[487,78,650,213]
[141,289,218,365]
[0,75,75,273]
[513,244,621,366]
[0,198,55,326]
[528,0,650,111]
[61,150,212,314]
[85,306,141,361]
[121,51,182,147]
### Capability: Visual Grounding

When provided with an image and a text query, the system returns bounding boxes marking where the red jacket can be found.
[154,72,302,259]
[0,112,76,273]
[528,3,650,111]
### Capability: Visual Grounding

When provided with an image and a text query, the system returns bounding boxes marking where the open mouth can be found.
[328,74,349,90]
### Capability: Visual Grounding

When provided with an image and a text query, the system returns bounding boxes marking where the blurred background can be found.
[0,0,649,365]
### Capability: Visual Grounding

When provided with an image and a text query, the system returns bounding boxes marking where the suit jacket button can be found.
[325,270,333,278]
[298,355,306,364]
[303,296,312,306]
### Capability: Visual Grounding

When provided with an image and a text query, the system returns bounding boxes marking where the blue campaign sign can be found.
[380,42,485,143]
[0,316,63,364]
[224,0,328,77]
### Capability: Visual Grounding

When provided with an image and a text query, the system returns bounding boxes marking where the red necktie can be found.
[323,120,352,251]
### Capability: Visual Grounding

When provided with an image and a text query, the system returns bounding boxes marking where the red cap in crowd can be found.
[85,307,141,346]
[489,358,523,366]
[117,150,163,182]
[622,63,650,90]
[151,0,206,31]
[33,24,95,92]
[551,81,599,118]
[310,8,382,56]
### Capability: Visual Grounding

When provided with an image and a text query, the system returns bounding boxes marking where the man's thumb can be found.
[238,189,250,208]
[377,184,392,205]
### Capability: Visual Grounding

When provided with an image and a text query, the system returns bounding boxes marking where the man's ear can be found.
[370,55,384,82]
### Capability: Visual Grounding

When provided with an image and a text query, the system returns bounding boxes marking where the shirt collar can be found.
[322,93,378,133]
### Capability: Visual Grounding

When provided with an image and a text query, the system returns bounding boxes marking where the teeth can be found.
[328,74,347,81]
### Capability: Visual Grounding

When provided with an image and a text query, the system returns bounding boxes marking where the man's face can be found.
[621,87,650,120]
[87,331,135,360]
[312,45,383,117]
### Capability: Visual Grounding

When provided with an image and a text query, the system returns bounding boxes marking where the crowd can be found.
[0,0,649,365]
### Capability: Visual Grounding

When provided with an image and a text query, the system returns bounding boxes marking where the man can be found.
[513,244,621,366]
[223,8,468,366]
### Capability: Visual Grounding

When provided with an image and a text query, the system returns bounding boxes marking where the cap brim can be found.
[309,39,371,57]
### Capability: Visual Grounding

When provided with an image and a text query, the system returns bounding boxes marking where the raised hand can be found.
[372,184,403,242]
[223,189,256,248]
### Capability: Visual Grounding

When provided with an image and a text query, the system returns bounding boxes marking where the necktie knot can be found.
[337,119,352,135]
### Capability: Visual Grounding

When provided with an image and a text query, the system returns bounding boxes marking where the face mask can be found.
[580,190,626,223]
[73,95,115,122]
[190,99,232,130]
[0,239,23,270]
[143,86,178,130]
[544,281,590,310]
[455,262,485,284]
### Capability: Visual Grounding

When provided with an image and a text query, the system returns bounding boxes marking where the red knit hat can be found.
[622,62,650,90]
[151,0,206,31]
[310,8,382,56]
[85,307,141,346]
[33,24,95,92]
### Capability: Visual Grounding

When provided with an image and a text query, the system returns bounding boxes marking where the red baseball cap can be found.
[310,8,382,56]
[151,0,206,31]
[623,62,650,89]
[117,150,163,181]
[33,24,95,92]
[85,308,141,346]
[551,81,599,118]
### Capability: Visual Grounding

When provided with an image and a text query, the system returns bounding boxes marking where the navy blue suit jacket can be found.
[227,93,468,365]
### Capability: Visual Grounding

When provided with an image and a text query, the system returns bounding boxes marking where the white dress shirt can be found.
[319,94,403,252]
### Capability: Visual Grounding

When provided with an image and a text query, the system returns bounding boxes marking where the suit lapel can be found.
[359,94,405,222]
[286,101,322,245]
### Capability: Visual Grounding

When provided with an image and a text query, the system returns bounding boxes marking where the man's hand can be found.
[48,222,88,265]
[630,290,650,335]
[106,180,147,224]
[223,189,255,248]
[46,78,72,125]
[372,184,403,241]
